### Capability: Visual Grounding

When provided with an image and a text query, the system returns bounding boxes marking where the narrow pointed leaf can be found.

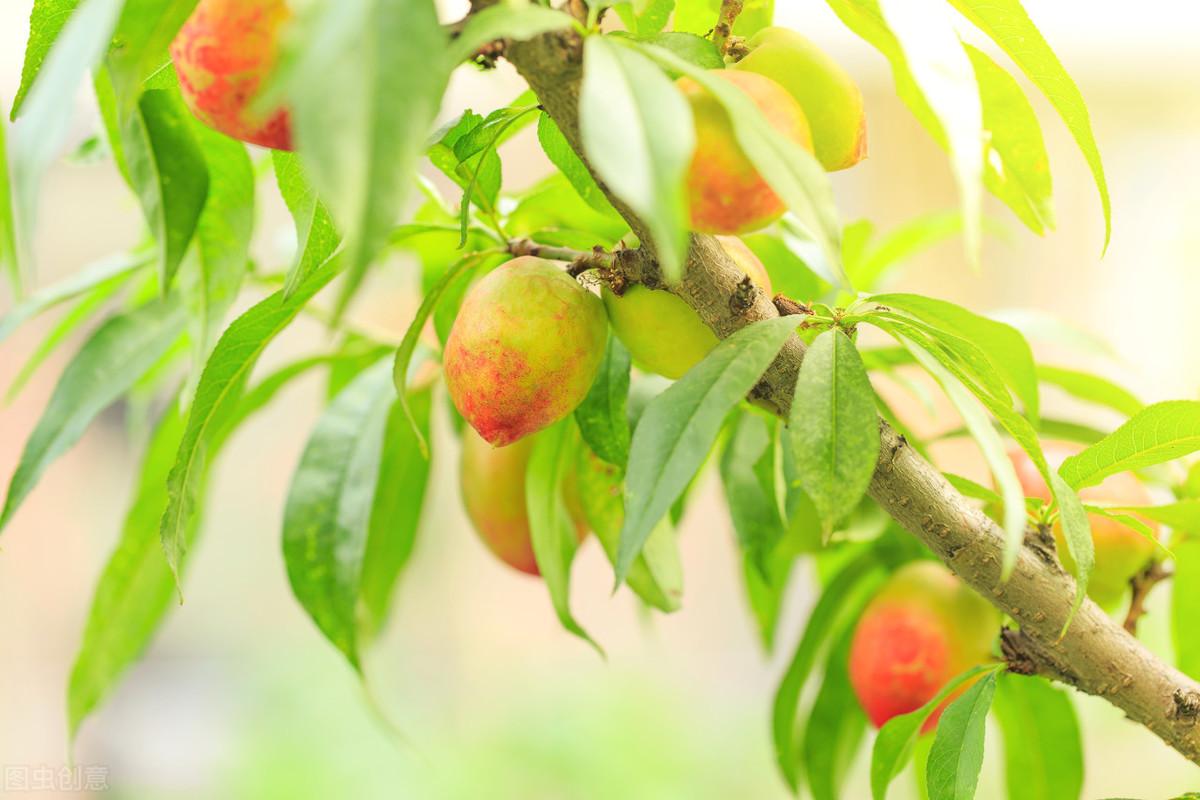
[283,360,394,669]
[1059,401,1200,489]
[527,421,602,653]
[574,333,632,468]
[790,328,881,532]
[449,4,575,65]
[617,316,798,582]
[926,670,998,800]
[0,299,185,534]
[12,0,84,118]
[993,673,1083,800]
[580,36,692,282]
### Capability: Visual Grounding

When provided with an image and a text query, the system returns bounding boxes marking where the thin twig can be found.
[711,0,745,56]
[1124,562,1174,635]
[507,238,620,277]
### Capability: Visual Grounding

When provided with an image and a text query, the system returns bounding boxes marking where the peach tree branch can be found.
[495,22,1200,765]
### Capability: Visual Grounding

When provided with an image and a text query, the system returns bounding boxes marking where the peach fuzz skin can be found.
[849,562,999,731]
[171,0,293,150]
[444,256,608,447]
[676,70,813,236]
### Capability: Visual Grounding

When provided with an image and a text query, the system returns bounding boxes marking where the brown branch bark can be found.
[712,0,745,56]
[500,24,1200,765]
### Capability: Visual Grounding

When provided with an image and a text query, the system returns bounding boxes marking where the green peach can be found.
[445,256,608,446]
[733,27,866,171]
[603,237,771,379]
[849,562,999,730]
[677,70,813,235]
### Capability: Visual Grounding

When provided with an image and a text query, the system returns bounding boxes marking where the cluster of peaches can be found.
[170,0,1159,734]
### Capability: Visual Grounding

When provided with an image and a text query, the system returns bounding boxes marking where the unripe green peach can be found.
[460,427,587,575]
[849,562,999,730]
[1008,443,1158,610]
[732,27,866,171]
[603,236,771,379]
[171,0,293,150]
[445,256,608,446]
[677,70,813,235]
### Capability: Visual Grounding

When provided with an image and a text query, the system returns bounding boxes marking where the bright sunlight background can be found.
[2,1,1199,797]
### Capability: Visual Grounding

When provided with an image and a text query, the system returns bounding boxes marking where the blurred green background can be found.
[3,1,1200,797]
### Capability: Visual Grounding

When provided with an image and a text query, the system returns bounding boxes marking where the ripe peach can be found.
[732,28,867,171]
[460,428,587,575]
[677,70,813,235]
[171,0,292,150]
[849,562,999,730]
[445,256,608,446]
[1009,443,1158,610]
[603,236,771,379]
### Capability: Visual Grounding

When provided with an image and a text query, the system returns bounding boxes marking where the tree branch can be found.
[712,0,745,56]
[500,24,1200,765]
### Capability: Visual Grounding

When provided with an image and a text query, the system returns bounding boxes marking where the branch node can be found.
[773,295,812,317]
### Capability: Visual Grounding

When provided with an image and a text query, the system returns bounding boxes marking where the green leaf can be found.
[742,232,828,301]
[448,3,576,65]
[946,0,1111,250]
[632,40,845,285]
[773,548,884,791]
[847,211,966,292]
[1173,537,1200,681]
[455,107,537,245]
[9,0,124,268]
[965,44,1054,235]
[527,421,601,653]
[1109,500,1200,533]
[721,412,787,573]
[103,0,198,109]
[0,251,149,344]
[673,0,774,37]
[279,0,449,317]
[870,664,1002,800]
[67,405,194,740]
[0,104,18,295]
[1037,364,1142,418]
[574,333,633,468]
[926,670,998,800]
[283,360,394,669]
[891,330,1026,579]
[580,36,693,282]
[634,31,723,71]
[790,328,881,532]
[942,472,1001,505]
[189,125,253,362]
[160,257,342,581]
[68,350,327,740]
[392,252,489,458]
[12,0,83,118]
[616,316,798,583]
[120,88,210,292]
[802,629,869,800]
[993,673,1083,800]
[613,0,674,36]
[871,293,1039,424]
[0,299,185,534]
[535,113,618,217]
[272,151,341,298]
[5,265,135,402]
[359,387,433,636]
[1059,402,1200,489]
[875,0,983,264]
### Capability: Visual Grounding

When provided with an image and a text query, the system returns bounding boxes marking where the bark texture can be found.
[500,24,1200,765]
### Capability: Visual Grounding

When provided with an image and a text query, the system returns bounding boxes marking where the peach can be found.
[171,0,292,150]
[603,236,771,379]
[732,27,867,171]
[677,70,813,235]
[1009,443,1158,610]
[849,562,999,730]
[445,256,608,446]
[460,428,587,575]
